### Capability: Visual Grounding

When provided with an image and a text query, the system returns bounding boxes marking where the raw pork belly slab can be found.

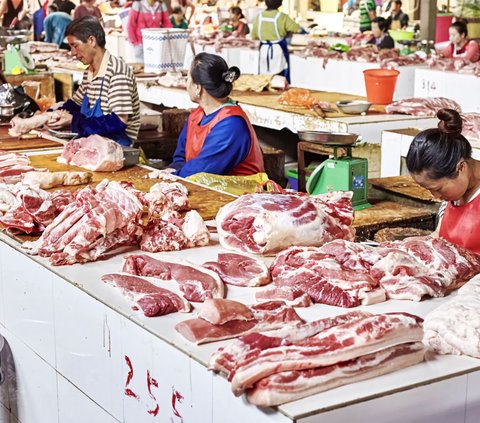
[255,286,312,307]
[122,254,224,302]
[221,312,423,395]
[385,97,462,116]
[199,299,254,325]
[247,342,425,406]
[424,275,480,358]
[0,151,44,184]
[269,241,385,308]
[175,301,303,345]
[203,252,271,287]
[102,273,191,317]
[58,135,124,171]
[216,191,354,255]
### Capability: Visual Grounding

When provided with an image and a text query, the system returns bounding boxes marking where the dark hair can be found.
[65,16,106,48]
[266,0,282,10]
[406,109,471,180]
[451,19,468,37]
[230,6,244,18]
[372,17,389,32]
[190,53,240,99]
[48,3,59,12]
[393,0,402,5]
[171,6,183,14]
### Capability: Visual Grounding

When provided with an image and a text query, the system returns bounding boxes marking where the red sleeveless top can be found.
[185,105,264,176]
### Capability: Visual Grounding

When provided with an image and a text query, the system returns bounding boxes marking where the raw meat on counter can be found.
[255,286,312,307]
[0,183,73,234]
[175,300,303,344]
[102,273,191,317]
[203,252,271,287]
[209,311,424,402]
[22,171,92,189]
[199,298,254,325]
[0,151,44,184]
[122,253,224,302]
[269,241,386,308]
[148,182,189,211]
[424,275,480,358]
[23,179,144,265]
[58,135,124,171]
[461,113,480,148]
[427,57,480,77]
[216,191,354,255]
[9,110,72,137]
[155,72,188,89]
[233,74,288,93]
[277,88,331,117]
[385,97,462,116]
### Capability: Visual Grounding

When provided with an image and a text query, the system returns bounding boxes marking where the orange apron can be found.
[185,104,264,176]
[439,194,480,254]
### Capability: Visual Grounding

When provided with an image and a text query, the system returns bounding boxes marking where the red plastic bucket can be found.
[363,69,400,105]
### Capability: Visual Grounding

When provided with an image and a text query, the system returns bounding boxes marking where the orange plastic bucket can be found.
[363,69,400,105]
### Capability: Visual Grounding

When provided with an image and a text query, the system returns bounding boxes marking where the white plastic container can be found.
[141,28,189,73]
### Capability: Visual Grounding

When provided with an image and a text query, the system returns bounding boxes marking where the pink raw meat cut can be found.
[203,252,271,287]
[247,342,425,406]
[385,97,461,116]
[58,135,124,171]
[122,254,224,302]
[199,299,254,325]
[255,286,312,307]
[221,312,423,395]
[216,191,354,255]
[149,182,190,211]
[102,273,191,316]
[175,300,303,345]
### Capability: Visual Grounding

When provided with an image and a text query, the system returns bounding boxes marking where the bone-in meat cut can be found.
[255,286,312,307]
[102,273,191,317]
[175,300,303,344]
[9,110,72,136]
[58,135,124,171]
[216,191,354,255]
[203,252,271,287]
[122,253,224,302]
[22,171,92,189]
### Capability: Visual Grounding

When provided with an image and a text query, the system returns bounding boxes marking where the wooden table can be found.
[0,127,63,151]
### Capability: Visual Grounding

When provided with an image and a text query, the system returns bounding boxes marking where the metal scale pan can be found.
[298,131,359,145]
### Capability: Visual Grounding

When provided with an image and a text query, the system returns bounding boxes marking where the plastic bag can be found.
[186,172,272,196]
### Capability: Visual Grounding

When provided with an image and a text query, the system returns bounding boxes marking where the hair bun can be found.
[437,108,463,136]
[222,66,241,83]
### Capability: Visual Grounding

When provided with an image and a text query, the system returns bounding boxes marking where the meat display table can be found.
[137,84,438,144]
[0,127,64,152]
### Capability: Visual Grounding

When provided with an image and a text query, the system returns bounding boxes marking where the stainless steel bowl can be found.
[298,131,359,145]
[336,100,372,114]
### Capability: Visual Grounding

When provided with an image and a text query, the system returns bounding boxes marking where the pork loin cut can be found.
[225,312,423,395]
[199,299,254,325]
[122,254,224,302]
[247,342,425,406]
[175,301,303,345]
[58,135,124,171]
[216,191,354,255]
[102,273,191,317]
[255,286,312,307]
[203,252,271,287]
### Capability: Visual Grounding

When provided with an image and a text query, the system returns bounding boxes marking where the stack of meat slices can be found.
[209,311,425,406]
[0,151,45,184]
[175,298,303,344]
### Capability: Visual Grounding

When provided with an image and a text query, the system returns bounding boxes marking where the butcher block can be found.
[0,127,63,151]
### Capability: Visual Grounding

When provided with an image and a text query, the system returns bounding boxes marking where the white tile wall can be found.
[466,372,480,423]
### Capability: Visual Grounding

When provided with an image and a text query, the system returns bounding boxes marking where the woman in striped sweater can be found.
[127,0,171,62]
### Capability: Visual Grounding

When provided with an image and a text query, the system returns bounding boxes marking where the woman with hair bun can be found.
[171,53,264,178]
[442,20,479,63]
[406,108,480,253]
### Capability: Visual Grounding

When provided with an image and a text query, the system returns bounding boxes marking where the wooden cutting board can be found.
[28,153,235,220]
[0,127,62,151]
[369,176,439,203]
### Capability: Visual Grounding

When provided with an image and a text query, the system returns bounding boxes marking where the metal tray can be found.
[298,131,359,145]
[122,146,140,167]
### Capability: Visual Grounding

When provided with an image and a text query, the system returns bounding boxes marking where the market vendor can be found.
[442,20,480,63]
[47,16,140,146]
[229,6,249,36]
[171,53,264,178]
[386,0,408,30]
[406,108,480,254]
[251,0,302,82]
[367,17,395,49]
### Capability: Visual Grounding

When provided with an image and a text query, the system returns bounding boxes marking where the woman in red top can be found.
[443,20,479,63]
[74,0,102,20]
[229,7,249,36]
[406,109,480,254]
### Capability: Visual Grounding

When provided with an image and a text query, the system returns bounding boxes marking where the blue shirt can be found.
[172,108,252,178]
[44,12,72,46]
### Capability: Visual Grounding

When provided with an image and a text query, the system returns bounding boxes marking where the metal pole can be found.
[419,0,437,41]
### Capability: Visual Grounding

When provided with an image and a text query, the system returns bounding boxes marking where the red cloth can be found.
[185,105,264,176]
[127,1,172,45]
[443,39,480,63]
[439,194,480,254]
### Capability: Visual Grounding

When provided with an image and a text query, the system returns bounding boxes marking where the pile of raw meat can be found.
[277,88,330,115]
[461,113,480,148]
[216,191,355,255]
[175,298,303,344]
[191,31,258,53]
[385,97,462,116]
[267,237,480,307]
[209,310,425,406]
[0,183,73,234]
[427,57,480,77]
[0,151,45,184]
[424,274,480,358]
[58,135,125,172]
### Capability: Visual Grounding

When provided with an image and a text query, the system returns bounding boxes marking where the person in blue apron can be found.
[251,0,303,83]
[47,16,141,146]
